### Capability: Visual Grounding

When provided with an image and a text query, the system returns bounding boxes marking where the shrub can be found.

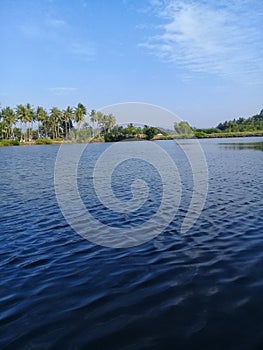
[0,139,20,146]
[35,138,52,145]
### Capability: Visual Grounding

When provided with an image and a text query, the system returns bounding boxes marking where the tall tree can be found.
[91,111,104,135]
[174,121,193,135]
[1,107,16,139]
[50,107,62,139]
[25,103,34,141]
[16,104,27,141]
[74,103,87,131]
[90,109,97,137]
[62,106,74,138]
[36,106,49,138]
[103,113,116,133]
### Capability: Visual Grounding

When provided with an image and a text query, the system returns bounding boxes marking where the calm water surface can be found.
[0,137,263,349]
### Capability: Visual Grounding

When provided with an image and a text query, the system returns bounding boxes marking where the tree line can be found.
[104,124,161,142]
[0,103,164,144]
[216,110,263,132]
[0,103,118,142]
[1,103,262,143]
[174,109,263,138]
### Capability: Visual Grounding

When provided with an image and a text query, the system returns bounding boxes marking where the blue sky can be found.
[1,0,262,127]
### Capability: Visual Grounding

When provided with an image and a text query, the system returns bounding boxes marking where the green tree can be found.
[62,106,74,138]
[103,114,116,133]
[1,106,16,139]
[74,103,87,131]
[90,111,105,136]
[36,106,49,138]
[50,107,62,139]
[174,121,193,135]
[25,103,35,141]
[125,123,137,136]
[16,104,28,141]
[143,125,159,140]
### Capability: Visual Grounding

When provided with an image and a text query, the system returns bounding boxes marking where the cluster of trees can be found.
[1,102,262,143]
[192,110,263,138]
[104,124,162,142]
[0,103,164,143]
[0,103,117,142]
[0,103,85,141]
[216,110,263,132]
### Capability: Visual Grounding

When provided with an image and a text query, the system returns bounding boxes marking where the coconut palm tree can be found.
[90,109,97,137]
[36,106,49,138]
[104,113,116,133]
[1,107,16,139]
[16,104,27,141]
[74,103,87,131]
[90,111,104,136]
[25,103,34,141]
[62,106,74,139]
[50,107,62,139]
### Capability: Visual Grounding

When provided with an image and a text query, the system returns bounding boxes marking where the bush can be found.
[0,139,20,146]
[53,138,64,142]
[35,138,52,145]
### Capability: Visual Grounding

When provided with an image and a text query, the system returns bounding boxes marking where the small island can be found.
[0,103,262,146]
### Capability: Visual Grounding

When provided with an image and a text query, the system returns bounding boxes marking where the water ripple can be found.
[0,139,263,349]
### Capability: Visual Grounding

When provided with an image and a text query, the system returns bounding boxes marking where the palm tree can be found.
[104,113,116,133]
[36,106,49,138]
[50,107,62,139]
[91,111,104,136]
[74,103,87,131]
[90,109,97,137]
[16,104,27,141]
[23,103,35,141]
[62,106,73,139]
[1,107,16,139]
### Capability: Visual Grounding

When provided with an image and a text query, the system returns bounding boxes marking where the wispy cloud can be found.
[48,87,77,96]
[69,43,96,60]
[19,16,67,40]
[45,18,67,28]
[141,0,263,82]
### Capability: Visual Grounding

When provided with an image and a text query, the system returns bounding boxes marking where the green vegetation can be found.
[193,110,263,138]
[0,139,20,146]
[216,110,263,132]
[104,124,162,142]
[0,103,117,144]
[174,121,193,136]
[1,103,262,145]
[35,138,53,145]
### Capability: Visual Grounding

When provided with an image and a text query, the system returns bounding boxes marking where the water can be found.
[0,137,262,349]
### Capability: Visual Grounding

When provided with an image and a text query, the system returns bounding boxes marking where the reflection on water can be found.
[221,141,263,151]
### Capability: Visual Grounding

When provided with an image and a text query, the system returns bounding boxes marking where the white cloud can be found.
[19,17,66,40]
[141,0,263,82]
[69,43,96,60]
[49,87,77,96]
[45,18,67,28]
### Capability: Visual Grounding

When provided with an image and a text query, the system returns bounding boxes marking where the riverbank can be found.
[193,130,263,139]
[1,131,263,146]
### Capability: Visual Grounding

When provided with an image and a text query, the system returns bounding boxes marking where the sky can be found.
[0,0,262,128]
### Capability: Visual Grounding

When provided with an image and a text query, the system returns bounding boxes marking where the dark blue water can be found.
[1,138,263,350]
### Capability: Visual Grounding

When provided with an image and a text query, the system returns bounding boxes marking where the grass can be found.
[35,138,53,145]
[194,130,263,138]
[0,139,20,146]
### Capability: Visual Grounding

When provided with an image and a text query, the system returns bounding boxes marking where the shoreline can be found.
[1,132,263,147]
